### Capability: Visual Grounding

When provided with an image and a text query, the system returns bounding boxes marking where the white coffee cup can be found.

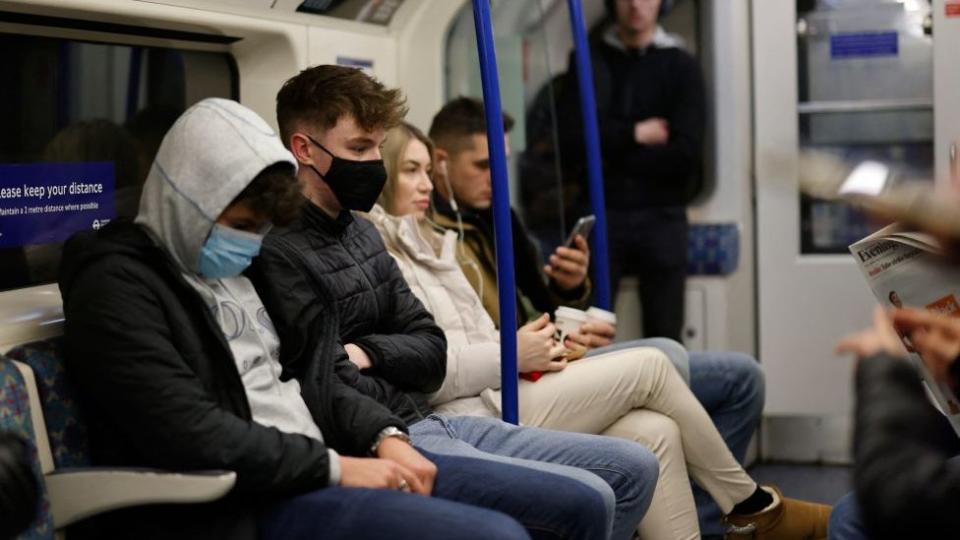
[554,307,588,344]
[585,306,617,328]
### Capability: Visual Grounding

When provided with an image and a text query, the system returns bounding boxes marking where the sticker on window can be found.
[830,31,899,59]
[0,161,115,248]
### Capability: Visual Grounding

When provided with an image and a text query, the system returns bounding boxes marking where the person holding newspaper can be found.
[831,306,960,540]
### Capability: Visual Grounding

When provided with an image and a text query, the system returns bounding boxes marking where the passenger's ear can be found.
[289,133,315,166]
[433,148,449,176]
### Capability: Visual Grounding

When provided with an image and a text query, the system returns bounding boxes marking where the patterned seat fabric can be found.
[687,223,740,276]
[0,357,54,538]
[6,338,91,470]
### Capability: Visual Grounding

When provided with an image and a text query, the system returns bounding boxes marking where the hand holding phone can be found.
[565,215,596,247]
[547,217,593,291]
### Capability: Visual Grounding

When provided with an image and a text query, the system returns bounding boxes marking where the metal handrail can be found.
[566,0,612,309]
[798,98,933,114]
[471,0,519,424]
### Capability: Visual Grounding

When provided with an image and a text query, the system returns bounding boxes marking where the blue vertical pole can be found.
[567,0,612,309]
[471,0,519,424]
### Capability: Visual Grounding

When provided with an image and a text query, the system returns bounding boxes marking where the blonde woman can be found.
[364,122,834,540]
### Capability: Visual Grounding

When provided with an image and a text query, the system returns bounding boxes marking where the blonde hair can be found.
[379,122,435,214]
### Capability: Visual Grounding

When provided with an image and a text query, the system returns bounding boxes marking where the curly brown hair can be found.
[235,163,304,226]
[276,65,408,146]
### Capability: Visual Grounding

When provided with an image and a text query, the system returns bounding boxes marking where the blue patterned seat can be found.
[6,338,90,470]
[687,223,740,276]
[0,356,54,539]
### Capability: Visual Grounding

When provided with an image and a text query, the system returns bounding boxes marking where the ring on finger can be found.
[398,479,410,492]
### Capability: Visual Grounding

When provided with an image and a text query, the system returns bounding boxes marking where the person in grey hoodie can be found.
[59,98,544,540]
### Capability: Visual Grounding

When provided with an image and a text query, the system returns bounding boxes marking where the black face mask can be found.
[304,134,387,212]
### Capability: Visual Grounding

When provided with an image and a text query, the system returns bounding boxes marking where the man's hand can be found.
[544,235,590,292]
[375,437,436,496]
[566,320,617,351]
[339,456,423,494]
[345,343,372,370]
[894,308,960,388]
[517,314,569,373]
[634,118,670,146]
[836,306,907,359]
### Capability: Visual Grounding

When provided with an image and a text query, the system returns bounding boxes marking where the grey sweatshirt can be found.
[134,98,339,483]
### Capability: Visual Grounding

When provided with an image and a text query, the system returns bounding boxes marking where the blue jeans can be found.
[828,492,870,540]
[587,337,691,385]
[410,414,659,540]
[688,351,766,536]
[259,483,529,540]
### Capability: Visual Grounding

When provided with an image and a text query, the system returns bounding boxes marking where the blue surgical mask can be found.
[198,224,265,279]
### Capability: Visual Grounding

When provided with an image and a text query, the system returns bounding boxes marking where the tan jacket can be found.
[366,206,501,417]
[430,209,591,328]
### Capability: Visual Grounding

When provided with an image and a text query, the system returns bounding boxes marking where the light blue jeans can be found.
[409,414,659,540]
[828,492,870,540]
[589,339,766,537]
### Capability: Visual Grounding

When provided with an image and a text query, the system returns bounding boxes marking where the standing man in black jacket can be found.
[581,0,705,341]
[251,65,662,540]
[59,98,535,540]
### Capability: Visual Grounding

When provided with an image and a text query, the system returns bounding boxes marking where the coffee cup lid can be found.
[554,306,588,321]
[586,306,617,324]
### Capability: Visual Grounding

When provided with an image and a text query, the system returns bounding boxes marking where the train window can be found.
[445,0,577,258]
[0,33,237,291]
[444,0,707,259]
[797,0,933,254]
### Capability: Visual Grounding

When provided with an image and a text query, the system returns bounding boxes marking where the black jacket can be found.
[59,221,399,539]
[251,205,446,425]
[854,354,960,539]
[563,32,706,209]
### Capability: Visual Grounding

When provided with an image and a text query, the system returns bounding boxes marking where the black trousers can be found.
[606,207,688,342]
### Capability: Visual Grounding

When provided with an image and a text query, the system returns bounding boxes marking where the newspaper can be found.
[850,223,960,436]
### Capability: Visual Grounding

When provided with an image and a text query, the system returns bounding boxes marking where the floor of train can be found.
[748,463,852,504]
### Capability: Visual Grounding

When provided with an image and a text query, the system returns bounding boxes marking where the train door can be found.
[753,0,956,461]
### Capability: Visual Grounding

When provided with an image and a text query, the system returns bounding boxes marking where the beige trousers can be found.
[518,347,757,540]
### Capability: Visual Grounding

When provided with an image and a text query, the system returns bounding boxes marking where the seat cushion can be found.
[6,338,91,469]
[0,357,53,538]
[687,223,740,276]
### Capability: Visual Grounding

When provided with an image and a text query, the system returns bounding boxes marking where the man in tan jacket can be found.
[429,97,592,328]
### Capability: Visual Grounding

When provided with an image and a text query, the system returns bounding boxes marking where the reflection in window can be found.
[797,0,933,254]
[0,34,236,291]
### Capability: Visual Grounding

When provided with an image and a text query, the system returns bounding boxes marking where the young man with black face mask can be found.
[248,65,663,540]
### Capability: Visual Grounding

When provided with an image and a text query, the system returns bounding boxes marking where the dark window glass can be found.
[0,34,236,291]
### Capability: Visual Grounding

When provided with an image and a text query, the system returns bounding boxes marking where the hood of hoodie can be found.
[134,98,297,274]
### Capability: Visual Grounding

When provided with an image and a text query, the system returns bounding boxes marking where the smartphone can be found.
[564,215,596,247]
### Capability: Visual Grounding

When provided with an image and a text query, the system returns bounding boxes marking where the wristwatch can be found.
[370,426,411,455]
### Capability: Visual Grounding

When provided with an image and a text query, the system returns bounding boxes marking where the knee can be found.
[717,352,767,410]
[639,337,691,384]
[476,512,529,540]
[547,474,613,538]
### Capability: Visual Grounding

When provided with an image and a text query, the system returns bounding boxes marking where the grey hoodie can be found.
[134,98,339,483]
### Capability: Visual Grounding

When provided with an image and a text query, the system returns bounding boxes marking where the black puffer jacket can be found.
[854,354,960,539]
[59,222,399,539]
[251,204,447,425]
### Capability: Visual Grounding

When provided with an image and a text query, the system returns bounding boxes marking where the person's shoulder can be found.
[61,222,160,287]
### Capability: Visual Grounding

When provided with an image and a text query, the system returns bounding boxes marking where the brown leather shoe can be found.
[723,486,831,540]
